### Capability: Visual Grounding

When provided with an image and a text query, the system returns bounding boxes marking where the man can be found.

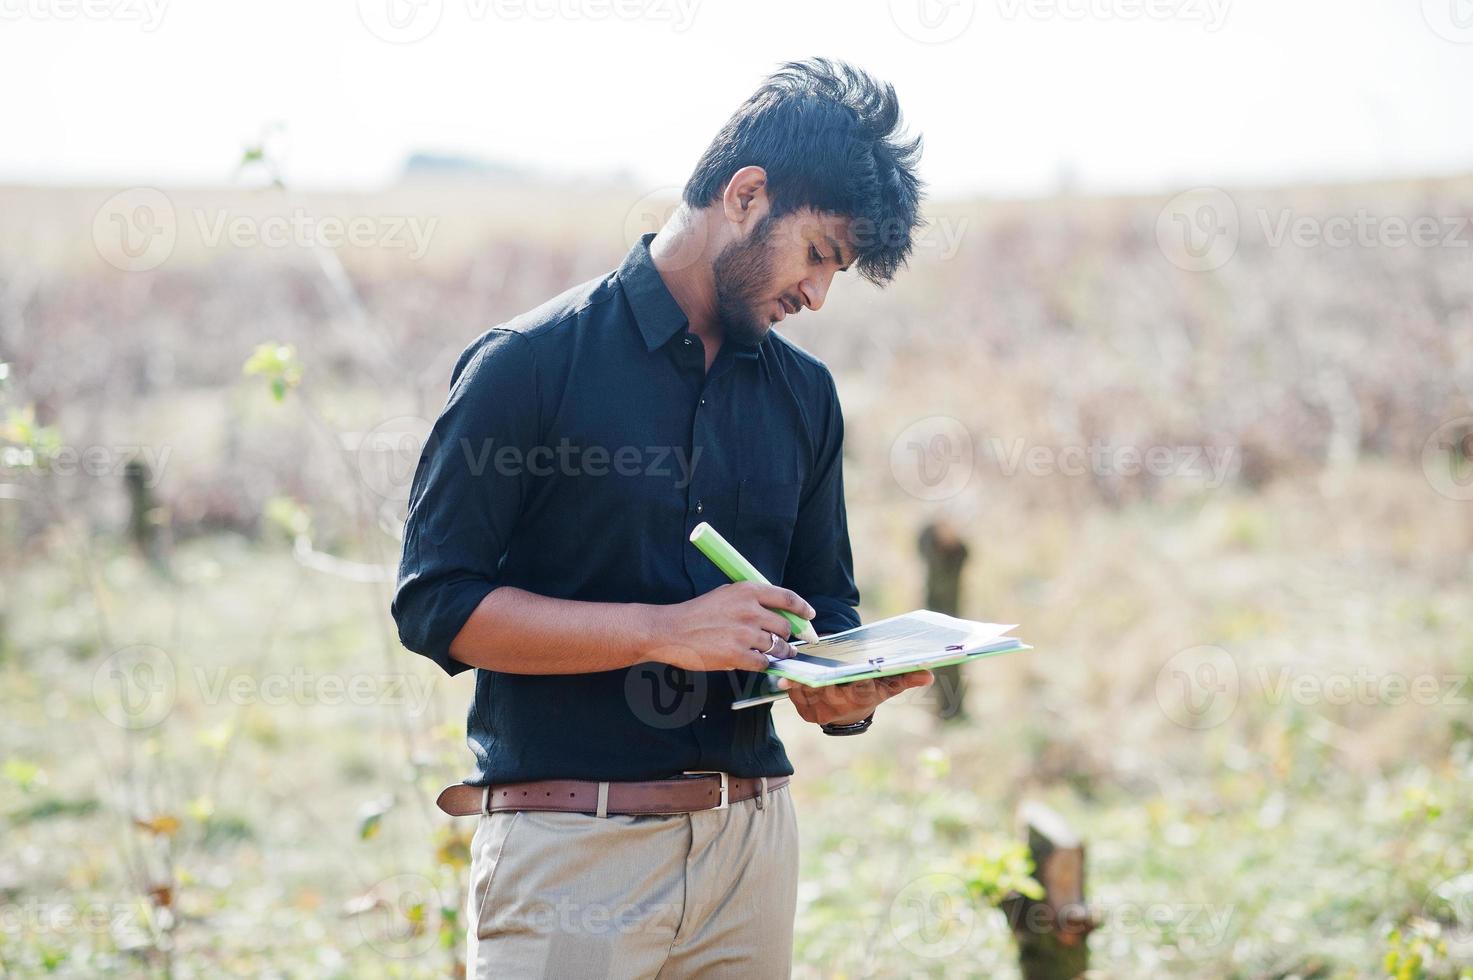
[393,58,927,977]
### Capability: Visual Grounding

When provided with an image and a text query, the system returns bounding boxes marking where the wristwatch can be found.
[821,713,874,736]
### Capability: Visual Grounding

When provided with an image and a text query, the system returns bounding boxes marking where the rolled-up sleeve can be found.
[392,329,539,676]
[783,368,861,637]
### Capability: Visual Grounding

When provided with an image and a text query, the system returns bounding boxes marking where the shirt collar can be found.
[619,233,690,352]
[617,234,761,361]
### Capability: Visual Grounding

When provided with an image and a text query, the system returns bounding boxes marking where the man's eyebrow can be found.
[825,235,851,271]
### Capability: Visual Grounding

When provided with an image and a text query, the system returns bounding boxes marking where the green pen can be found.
[689,521,820,644]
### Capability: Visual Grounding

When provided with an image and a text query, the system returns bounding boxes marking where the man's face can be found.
[712,209,854,346]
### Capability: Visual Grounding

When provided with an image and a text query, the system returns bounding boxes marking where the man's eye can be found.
[809,246,823,263]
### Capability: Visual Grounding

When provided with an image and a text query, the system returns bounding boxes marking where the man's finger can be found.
[768,638,797,660]
[877,670,933,696]
[756,584,817,621]
[734,648,772,673]
[785,683,819,721]
[748,631,795,661]
[755,608,795,640]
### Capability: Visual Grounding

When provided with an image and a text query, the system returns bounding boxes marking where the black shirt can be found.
[392,234,860,783]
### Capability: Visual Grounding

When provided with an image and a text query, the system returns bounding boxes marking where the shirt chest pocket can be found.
[734,478,802,581]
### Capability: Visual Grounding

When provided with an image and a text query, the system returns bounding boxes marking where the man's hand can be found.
[646,582,815,673]
[781,670,934,727]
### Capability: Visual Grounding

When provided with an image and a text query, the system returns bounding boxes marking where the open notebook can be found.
[732,610,1029,709]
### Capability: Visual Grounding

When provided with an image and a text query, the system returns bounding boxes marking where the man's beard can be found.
[712,214,779,347]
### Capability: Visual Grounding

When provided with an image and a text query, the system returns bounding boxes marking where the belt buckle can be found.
[682,771,729,811]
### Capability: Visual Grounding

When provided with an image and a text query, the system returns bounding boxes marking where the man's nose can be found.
[800,269,834,312]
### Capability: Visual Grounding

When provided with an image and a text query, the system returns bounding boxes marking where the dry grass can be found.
[3,172,1472,976]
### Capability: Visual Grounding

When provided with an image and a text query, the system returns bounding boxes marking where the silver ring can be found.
[762,632,779,655]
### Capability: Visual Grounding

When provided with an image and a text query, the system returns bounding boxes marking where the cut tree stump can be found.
[917,519,970,721]
[1001,801,1096,980]
[124,458,169,573]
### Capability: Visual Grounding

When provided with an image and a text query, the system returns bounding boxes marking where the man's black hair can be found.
[682,57,925,286]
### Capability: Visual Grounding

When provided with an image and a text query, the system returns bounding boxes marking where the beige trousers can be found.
[465,783,798,979]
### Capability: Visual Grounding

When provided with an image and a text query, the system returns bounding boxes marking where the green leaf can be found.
[243,342,302,400]
[959,836,1044,907]
[358,795,395,841]
[359,811,383,841]
[2,757,44,792]
[264,496,311,539]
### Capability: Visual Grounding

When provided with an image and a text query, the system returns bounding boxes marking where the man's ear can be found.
[720,166,769,229]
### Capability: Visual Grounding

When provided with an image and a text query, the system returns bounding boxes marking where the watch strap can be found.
[821,713,874,736]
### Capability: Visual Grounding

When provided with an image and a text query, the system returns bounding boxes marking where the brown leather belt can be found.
[436,773,790,817]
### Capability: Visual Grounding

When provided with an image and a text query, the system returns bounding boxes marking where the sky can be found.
[1,0,1471,199]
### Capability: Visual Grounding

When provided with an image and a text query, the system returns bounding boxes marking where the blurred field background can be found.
[3,164,1472,978]
[5,2,1473,975]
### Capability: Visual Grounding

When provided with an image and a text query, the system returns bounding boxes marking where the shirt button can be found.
[699,397,706,406]
[683,337,693,347]
[695,500,704,514]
